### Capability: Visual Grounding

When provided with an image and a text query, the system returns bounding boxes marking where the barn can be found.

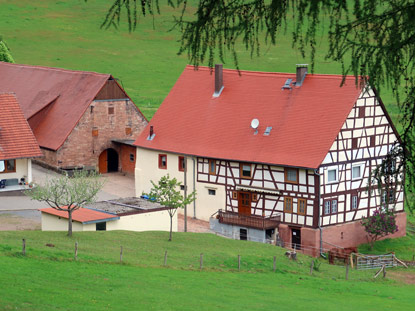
[0,62,147,174]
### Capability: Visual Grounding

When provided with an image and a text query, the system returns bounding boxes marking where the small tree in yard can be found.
[146,174,196,241]
[26,171,104,237]
[361,209,398,249]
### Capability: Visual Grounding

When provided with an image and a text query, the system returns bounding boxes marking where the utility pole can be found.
[184,156,187,232]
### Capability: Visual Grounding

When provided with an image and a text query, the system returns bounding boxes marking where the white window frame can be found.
[327,167,338,184]
[352,163,364,180]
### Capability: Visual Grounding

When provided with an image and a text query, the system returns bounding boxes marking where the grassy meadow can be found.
[0,230,414,310]
[0,0,400,122]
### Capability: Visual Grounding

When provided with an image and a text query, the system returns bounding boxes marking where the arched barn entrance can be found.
[98,148,119,173]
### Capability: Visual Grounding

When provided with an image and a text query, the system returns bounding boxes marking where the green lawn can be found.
[0,230,414,310]
[0,0,401,123]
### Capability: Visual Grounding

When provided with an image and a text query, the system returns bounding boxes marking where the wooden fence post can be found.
[164,251,168,266]
[273,256,276,272]
[238,255,241,271]
[120,246,123,263]
[383,265,386,278]
[200,253,203,270]
[345,263,349,280]
[310,260,314,275]
[22,238,26,256]
[74,241,78,261]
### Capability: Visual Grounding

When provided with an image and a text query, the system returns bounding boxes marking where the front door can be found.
[98,150,108,173]
[291,228,301,250]
[238,191,251,216]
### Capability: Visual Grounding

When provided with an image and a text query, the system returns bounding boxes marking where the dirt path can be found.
[177,214,212,233]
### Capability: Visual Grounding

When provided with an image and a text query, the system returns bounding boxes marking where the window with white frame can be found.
[352,164,362,179]
[351,195,358,209]
[324,200,331,215]
[327,168,338,183]
[331,199,338,213]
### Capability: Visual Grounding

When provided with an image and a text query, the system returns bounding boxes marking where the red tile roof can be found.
[0,62,116,150]
[0,93,42,160]
[40,207,119,223]
[134,66,362,169]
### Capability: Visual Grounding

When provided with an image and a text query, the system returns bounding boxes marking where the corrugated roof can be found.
[40,207,119,224]
[134,65,362,169]
[0,62,111,150]
[0,93,42,160]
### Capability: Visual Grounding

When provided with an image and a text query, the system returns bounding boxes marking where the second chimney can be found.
[295,64,308,87]
[213,64,224,97]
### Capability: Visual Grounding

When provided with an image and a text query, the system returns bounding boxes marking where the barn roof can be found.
[0,62,113,150]
[0,93,42,160]
[134,65,362,169]
[40,207,119,224]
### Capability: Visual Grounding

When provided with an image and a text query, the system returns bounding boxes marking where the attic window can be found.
[240,163,252,179]
[264,126,272,136]
[284,168,298,184]
[125,127,132,135]
[108,106,114,115]
[92,128,99,137]
[282,78,293,90]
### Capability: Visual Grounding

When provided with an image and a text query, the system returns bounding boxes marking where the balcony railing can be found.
[217,209,281,230]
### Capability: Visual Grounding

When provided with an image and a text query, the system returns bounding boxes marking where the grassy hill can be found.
[0,0,400,123]
[0,230,414,310]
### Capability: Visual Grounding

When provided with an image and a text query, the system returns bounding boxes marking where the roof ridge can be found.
[0,61,111,77]
[185,64,357,79]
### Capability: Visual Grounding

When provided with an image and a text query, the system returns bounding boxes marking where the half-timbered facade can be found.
[134,65,406,256]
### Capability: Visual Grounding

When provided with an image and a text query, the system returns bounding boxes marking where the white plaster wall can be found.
[41,213,87,231]
[106,210,177,232]
[135,148,220,220]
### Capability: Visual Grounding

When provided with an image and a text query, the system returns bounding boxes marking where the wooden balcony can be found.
[217,210,281,230]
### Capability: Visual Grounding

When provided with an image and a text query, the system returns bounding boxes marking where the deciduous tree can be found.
[145,174,196,241]
[0,35,14,63]
[361,209,398,249]
[26,171,104,237]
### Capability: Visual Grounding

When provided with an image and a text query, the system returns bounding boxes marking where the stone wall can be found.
[37,99,146,170]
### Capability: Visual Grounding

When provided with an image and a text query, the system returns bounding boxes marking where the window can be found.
[208,159,216,175]
[108,106,114,114]
[324,200,331,215]
[96,222,106,231]
[370,135,375,147]
[92,128,99,137]
[358,106,365,118]
[352,138,358,149]
[232,191,238,199]
[0,160,16,174]
[327,168,338,183]
[382,189,395,207]
[352,164,362,179]
[252,193,258,202]
[178,156,186,172]
[383,159,396,174]
[129,153,135,162]
[125,127,132,135]
[298,199,306,215]
[351,194,358,210]
[389,189,395,204]
[331,199,338,213]
[285,168,298,184]
[158,154,167,169]
[208,189,216,195]
[284,197,293,213]
[180,185,185,190]
[240,163,252,179]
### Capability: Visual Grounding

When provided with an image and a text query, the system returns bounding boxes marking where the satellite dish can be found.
[251,118,259,129]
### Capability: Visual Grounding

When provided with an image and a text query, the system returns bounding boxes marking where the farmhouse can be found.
[0,93,42,191]
[40,197,176,232]
[134,64,406,256]
[0,62,147,174]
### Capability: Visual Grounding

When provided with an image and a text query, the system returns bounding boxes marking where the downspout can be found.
[192,156,196,218]
[315,168,326,258]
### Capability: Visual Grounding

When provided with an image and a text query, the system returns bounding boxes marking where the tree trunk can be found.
[68,210,73,237]
[169,213,173,241]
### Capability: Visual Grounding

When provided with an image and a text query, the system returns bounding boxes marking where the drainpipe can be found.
[184,156,187,232]
[315,168,326,258]
[192,156,196,218]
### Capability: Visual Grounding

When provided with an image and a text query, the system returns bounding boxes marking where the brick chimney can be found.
[295,64,308,87]
[213,64,224,97]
